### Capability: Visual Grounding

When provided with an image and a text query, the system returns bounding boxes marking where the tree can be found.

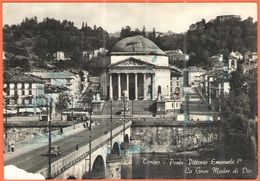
[221,65,257,132]
[142,25,146,37]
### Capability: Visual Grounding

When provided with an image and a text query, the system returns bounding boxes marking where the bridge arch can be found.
[111,142,120,154]
[124,134,130,143]
[82,155,105,179]
[92,155,105,178]
[66,176,77,179]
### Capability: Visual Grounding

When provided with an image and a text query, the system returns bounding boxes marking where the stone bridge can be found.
[37,121,133,179]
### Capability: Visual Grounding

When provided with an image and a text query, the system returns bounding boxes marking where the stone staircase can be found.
[130,100,156,115]
[101,100,156,115]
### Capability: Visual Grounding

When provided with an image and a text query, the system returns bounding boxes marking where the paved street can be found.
[182,87,219,121]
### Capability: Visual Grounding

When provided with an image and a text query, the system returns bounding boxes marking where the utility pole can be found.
[4,97,8,149]
[123,96,126,137]
[110,99,113,150]
[89,99,92,173]
[48,99,52,178]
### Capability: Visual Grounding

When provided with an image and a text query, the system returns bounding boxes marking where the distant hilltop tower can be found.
[216,15,241,22]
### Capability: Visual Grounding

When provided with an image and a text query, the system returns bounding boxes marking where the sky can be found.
[3,2,257,34]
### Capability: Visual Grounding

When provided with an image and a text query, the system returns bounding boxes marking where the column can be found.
[135,73,138,100]
[143,73,146,100]
[118,73,121,100]
[152,73,156,100]
[109,74,113,100]
[126,74,129,100]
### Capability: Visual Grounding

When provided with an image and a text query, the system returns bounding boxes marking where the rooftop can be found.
[111,35,165,55]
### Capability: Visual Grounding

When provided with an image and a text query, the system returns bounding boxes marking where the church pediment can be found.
[109,57,155,68]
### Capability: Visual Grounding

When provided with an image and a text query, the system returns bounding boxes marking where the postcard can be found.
[2,2,258,180]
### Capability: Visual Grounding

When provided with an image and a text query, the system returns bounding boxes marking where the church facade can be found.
[101,36,183,107]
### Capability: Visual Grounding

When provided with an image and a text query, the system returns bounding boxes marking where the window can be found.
[14,90,18,97]
[231,60,235,66]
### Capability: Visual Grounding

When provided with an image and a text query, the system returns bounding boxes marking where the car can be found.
[47,145,61,156]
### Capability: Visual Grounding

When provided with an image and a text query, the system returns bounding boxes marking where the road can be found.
[182,87,219,121]
[4,121,124,173]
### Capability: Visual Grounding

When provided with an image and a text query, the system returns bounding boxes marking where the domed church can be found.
[100,35,183,113]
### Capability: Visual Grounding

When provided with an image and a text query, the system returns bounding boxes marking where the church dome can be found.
[111,35,165,55]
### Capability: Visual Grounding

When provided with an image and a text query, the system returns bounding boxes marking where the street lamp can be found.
[70,95,74,121]
[110,99,113,150]
[4,97,8,148]
[47,98,53,179]
[88,99,92,173]
[123,95,126,137]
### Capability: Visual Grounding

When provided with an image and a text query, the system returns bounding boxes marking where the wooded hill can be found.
[3,16,257,74]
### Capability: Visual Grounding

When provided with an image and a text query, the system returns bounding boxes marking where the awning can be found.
[19,108,42,113]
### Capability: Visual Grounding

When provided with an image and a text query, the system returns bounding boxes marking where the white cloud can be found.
[4,165,45,180]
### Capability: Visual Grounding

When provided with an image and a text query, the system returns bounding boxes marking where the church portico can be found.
[108,71,155,101]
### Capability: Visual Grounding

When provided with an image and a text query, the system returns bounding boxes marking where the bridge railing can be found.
[37,121,132,178]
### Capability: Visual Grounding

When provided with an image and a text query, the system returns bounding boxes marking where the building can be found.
[184,67,207,87]
[165,49,189,62]
[3,70,45,116]
[29,71,82,111]
[53,51,65,61]
[53,51,71,61]
[82,51,94,60]
[200,70,230,111]
[243,51,258,74]
[228,51,243,73]
[210,54,228,71]
[93,48,108,57]
[217,15,241,22]
[100,35,184,113]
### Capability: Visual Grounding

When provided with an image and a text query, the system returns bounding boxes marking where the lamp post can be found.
[4,97,8,147]
[110,99,113,150]
[48,98,52,178]
[88,99,92,173]
[71,95,74,121]
[185,93,190,121]
[123,96,126,137]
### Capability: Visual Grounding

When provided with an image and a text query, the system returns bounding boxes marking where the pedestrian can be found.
[83,123,86,128]
[116,120,119,124]
[11,144,14,152]
[76,144,79,151]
